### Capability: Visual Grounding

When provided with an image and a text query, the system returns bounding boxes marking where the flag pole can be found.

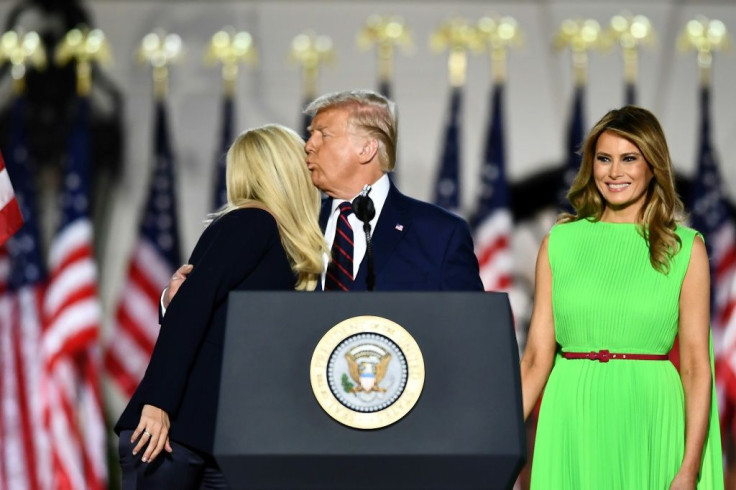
[137,31,183,101]
[46,25,111,490]
[0,29,47,95]
[553,18,605,211]
[431,17,481,89]
[606,12,655,105]
[430,17,481,214]
[678,16,730,89]
[0,54,48,488]
[678,16,734,477]
[105,32,184,407]
[290,30,335,138]
[476,14,523,84]
[357,14,412,96]
[678,16,732,330]
[55,27,112,98]
[0,28,45,245]
[554,18,606,88]
[470,14,520,288]
[205,28,257,210]
[205,27,257,98]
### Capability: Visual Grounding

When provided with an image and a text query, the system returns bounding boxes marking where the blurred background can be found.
[0,0,735,488]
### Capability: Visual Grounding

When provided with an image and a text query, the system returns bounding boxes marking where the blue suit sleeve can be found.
[140,209,280,415]
[441,218,484,291]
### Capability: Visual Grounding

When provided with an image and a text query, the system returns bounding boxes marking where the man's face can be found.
[305,107,366,199]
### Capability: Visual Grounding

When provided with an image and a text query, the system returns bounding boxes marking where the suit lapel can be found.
[317,197,333,291]
[319,197,332,233]
[353,183,411,290]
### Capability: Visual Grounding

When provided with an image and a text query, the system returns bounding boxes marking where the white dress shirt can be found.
[321,173,390,288]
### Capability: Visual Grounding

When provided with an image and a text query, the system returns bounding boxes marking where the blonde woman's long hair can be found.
[560,105,684,274]
[215,124,326,290]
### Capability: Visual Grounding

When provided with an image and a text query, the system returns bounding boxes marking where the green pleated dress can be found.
[531,219,724,489]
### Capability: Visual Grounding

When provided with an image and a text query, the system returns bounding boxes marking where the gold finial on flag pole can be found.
[431,17,482,88]
[554,18,607,86]
[607,13,655,86]
[137,31,183,100]
[476,14,522,83]
[0,29,47,94]
[205,27,257,97]
[678,16,731,86]
[55,27,112,97]
[289,31,335,101]
[357,15,412,85]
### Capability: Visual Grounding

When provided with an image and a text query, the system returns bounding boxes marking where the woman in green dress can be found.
[520,106,723,489]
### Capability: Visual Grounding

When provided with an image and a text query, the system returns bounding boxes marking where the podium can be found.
[214,292,525,490]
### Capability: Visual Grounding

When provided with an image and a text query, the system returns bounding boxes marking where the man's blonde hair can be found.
[305,89,398,172]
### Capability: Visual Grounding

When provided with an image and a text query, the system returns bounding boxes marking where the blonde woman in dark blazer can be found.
[115,124,326,489]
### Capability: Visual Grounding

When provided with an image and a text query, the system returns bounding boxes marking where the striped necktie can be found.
[325,201,354,291]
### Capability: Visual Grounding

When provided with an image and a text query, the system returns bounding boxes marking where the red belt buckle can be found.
[587,349,610,363]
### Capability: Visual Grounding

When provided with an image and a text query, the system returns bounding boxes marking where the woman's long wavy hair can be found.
[213,124,326,290]
[559,106,684,274]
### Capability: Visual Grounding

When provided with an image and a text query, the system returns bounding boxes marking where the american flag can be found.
[433,87,462,214]
[558,84,585,212]
[213,94,234,210]
[42,96,106,490]
[689,87,736,424]
[0,96,53,490]
[470,84,513,292]
[105,101,181,400]
[0,151,24,246]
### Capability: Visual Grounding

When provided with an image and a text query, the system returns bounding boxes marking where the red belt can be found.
[562,349,669,363]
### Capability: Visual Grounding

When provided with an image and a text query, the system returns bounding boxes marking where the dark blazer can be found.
[115,208,295,454]
[320,182,483,291]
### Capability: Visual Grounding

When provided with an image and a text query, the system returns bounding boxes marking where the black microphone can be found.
[352,187,375,223]
[351,185,375,291]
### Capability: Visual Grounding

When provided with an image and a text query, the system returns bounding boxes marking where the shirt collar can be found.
[330,173,390,215]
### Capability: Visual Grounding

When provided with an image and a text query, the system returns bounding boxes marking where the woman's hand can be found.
[670,470,697,490]
[131,404,173,463]
[163,264,193,308]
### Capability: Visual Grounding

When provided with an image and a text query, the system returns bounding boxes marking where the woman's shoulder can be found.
[210,207,278,232]
[189,208,280,262]
[196,208,279,249]
[674,223,700,241]
[549,218,588,236]
[673,224,704,260]
[546,220,586,261]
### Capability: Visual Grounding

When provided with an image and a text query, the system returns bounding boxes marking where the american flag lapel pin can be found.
[394,223,404,232]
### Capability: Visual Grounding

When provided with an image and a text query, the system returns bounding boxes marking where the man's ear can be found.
[357,137,379,165]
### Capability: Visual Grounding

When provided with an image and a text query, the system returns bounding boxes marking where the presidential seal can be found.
[310,315,425,430]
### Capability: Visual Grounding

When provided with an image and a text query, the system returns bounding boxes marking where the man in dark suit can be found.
[305,89,482,292]
[164,90,481,304]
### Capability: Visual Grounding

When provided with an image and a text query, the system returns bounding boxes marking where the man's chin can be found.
[311,179,332,196]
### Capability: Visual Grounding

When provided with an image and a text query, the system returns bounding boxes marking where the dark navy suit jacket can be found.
[115,208,296,454]
[320,182,483,291]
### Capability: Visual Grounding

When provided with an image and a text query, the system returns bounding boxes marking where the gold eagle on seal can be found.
[346,349,391,394]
